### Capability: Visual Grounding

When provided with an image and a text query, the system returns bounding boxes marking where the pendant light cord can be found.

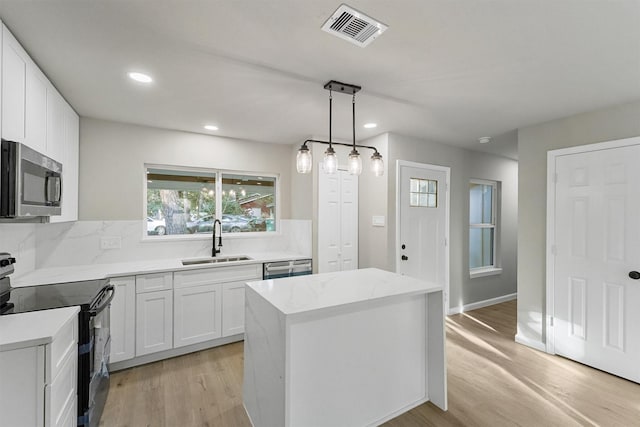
[329,90,333,149]
[352,94,356,151]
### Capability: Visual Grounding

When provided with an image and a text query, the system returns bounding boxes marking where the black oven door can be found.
[79,284,114,427]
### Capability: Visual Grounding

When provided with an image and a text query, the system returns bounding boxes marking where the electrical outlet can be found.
[100,236,122,250]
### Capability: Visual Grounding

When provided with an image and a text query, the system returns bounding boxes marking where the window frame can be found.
[142,163,280,241]
[469,179,502,278]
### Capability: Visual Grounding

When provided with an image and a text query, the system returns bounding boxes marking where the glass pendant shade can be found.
[296,145,312,174]
[370,151,384,177]
[347,149,362,175]
[323,147,338,174]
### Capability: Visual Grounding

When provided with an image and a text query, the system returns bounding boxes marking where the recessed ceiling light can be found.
[204,125,219,131]
[363,123,377,129]
[478,137,492,144]
[128,72,153,83]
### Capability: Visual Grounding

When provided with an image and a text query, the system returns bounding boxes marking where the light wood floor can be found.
[100,300,640,426]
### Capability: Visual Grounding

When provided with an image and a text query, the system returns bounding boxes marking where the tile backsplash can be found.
[0,219,311,275]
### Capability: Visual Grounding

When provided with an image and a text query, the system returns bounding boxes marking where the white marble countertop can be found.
[0,306,79,352]
[246,268,442,315]
[12,251,310,287]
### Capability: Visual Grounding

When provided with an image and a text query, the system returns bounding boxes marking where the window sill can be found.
[470,267,503,279]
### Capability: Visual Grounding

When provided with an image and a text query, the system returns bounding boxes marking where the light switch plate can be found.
[100,236,122,250]
[372,215,385,227]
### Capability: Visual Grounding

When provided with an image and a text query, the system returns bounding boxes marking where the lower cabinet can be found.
[109,264,261,366]
[135,289,173,356]
[222,281,247,336]
[109,276,135,363]
[0,312,78,427]
[174,283,222,348]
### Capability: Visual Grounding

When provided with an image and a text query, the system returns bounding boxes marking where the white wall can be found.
[386,133,518,311]
[517,100,640,348]
[79,118,294,220]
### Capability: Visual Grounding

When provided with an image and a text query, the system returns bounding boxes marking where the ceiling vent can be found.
[321,4,388,48]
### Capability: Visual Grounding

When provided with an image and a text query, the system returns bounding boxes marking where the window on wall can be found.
[145,166,277,237]
[469,179,502,277]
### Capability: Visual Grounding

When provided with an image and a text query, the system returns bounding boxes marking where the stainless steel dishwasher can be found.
[263,259,312,279]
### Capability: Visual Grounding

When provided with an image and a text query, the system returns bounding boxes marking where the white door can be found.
[318,167,358,273]
[552,143,640,383]
[397,161,449,301]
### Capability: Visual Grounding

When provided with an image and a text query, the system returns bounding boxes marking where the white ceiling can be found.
[1,1,639,160]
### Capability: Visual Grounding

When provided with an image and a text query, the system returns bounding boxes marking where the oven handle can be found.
[89,284,115,317]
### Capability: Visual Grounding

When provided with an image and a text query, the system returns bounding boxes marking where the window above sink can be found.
[144,164,279,239]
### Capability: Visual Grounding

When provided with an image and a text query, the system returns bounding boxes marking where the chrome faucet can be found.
[212,219,222,257]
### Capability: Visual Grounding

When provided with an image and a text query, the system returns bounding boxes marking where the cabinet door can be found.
[2,24,27,143]
[25,65,48,154]
[174,283,222,348]
[222,281,246,337]
[135,290,173,356]
[109,276,136,363]
[49,104,79,223]
[46,88,65,162]
[0,345,46,427]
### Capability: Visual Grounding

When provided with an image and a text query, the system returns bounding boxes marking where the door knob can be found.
[629,271,640,280]
[401,255,408,261]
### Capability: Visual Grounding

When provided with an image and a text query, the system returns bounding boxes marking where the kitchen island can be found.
[243,268,447,427]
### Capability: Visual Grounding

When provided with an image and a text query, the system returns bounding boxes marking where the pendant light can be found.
[296,142,312,174]
[296,80,384,177]
[347,93,362,175]
[370,150,384,176]
[322,89,338,174]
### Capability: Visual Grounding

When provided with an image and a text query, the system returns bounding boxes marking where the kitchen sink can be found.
[182,256,253,266]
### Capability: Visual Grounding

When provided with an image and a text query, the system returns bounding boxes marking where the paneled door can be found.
[397,161,449,306]
[318,167,358,273]
[552,142,640,383]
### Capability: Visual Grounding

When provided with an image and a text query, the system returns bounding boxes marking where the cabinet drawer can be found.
[46,345,77,427]
[174,264,261,289]
[47,315,77,383]
[136,272,173,293]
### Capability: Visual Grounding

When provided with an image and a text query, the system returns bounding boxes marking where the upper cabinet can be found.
[1,22,79,222]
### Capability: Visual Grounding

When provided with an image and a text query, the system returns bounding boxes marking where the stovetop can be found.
[0,278,110,315]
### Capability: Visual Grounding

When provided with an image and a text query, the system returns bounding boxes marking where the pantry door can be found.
[549,138,640,383]
[397,160,449,308]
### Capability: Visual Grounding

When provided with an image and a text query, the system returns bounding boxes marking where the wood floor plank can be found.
[100,300,640,426]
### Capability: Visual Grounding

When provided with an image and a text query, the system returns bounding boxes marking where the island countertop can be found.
[246,267,442,315]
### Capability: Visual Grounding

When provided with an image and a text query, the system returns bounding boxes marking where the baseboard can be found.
[514,333,547,352]
[447,292,517,315]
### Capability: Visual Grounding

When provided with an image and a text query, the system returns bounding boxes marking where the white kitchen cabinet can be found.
[0,346,45,426]
[0,310,78,427]
[46,88,65,162]
[1,23,80,222]
[135,289,173,356]
[25,65,48,154]
[222,281,246,336]
[50,103,79,223]
[2,24,27,144]
[173,283,222,348]
[109,276,136,363]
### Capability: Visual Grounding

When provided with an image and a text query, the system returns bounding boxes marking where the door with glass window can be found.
[397,161,449,303]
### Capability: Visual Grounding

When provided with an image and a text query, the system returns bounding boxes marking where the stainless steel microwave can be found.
[0,140,62,218]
